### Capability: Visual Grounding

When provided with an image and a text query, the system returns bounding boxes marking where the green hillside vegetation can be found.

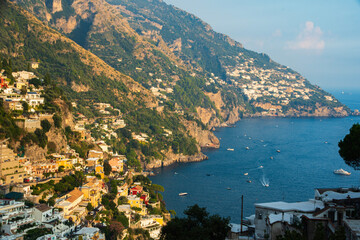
[12,0,243,118]
[12,0,350,124]
[0,1,199,160]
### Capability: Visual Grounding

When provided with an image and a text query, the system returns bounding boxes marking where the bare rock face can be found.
[169,38,182,52]
[182,119,220,148]
[145,151,208,169]
[46,128,67,153]
[71,82,90,92]
[55,16,78,34]
[196,107,221,128]
[52,0,63,13]
[53,99,74,128]
[25,145,47,161]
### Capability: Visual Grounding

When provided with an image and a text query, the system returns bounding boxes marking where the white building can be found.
[254,200,324,240]
[74,227,105,240]
[25,92,44,107]
[0,199,36,235]
[32,204,63,223]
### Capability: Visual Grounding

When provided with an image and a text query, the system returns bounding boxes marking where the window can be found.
[256,210,263,220]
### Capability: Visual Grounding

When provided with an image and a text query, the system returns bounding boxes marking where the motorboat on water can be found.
[179,193,188,196]
[244,173,248,176]
[247,180,252,183]
[226,187,231,190]
[276,150,281,153]
[227,148,234,151]
[334,169,351,176]
[264,184,269,187]
[245,147,250,150]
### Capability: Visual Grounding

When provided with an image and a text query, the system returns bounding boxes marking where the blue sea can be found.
[149,90,360,222]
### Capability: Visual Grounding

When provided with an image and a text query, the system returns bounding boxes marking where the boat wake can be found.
[260,175,270,187]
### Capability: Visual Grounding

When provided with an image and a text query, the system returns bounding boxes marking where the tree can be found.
[20,86,27,95]
[47,198,55,206]
[339,123,360,169]
[104,160,112,176]
[160,204,230,240]
[150,184,164,201]
[52,114,62,128]
[58,166,65,172]
[330,226,346,240]
[169,209,176,218]
[22,101,29,112]
[107,221,124,240]
[276,230,303,240]
[24,228,52,240]
[41,119,51,133]
[314,223,326,240]
[86,203,94,211]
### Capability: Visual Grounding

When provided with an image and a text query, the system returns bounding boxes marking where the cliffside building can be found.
[0,141,28,185]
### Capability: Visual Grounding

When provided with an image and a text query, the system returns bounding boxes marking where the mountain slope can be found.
[10,0,350,127]
[0,0,220,168]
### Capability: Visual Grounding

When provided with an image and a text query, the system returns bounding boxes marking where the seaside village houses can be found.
[0,136,167,239]
[246,187,360,240]
[0,69,172,240]
[1,69,359,240]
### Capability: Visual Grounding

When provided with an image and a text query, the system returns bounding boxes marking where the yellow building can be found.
[80,177,104,208]
[152,216,164,226]
[56,189,84,217]
[118,183,128,197]
[128,196,147,215]
[56,158,73,170]
[95,165,104,179]
[0,141,27,184]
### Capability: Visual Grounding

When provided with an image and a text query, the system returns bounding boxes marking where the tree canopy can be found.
[338,123,360,170]
[160,204,230,240]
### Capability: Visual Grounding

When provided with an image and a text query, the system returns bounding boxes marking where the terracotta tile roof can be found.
[35,204,51,212]
[67,189,84,203]
[131,186,143,191]
[109,158,121,167]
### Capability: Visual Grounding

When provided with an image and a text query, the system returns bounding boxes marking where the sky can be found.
[164,0,360,91]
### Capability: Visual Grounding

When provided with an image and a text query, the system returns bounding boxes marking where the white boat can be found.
[227,148,234,151]
[276,150,281,153]
[179,193,188,196]
[245,147,250,150]
[334,169,351,176]
[244,173,248,176]
[264,184,269,187]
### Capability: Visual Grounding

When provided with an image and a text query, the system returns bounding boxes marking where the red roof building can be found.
[129,185,143,196]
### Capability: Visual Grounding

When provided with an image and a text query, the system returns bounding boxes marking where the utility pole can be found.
[241,195,244,234]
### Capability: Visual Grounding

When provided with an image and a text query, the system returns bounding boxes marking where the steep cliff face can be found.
[145,151,208,169]
[181,119,220,148]
[24,127,68,161]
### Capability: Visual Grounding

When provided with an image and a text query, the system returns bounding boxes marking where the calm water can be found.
[149,90,360,222]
